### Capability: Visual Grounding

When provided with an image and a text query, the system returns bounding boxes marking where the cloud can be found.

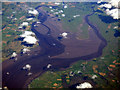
[11,52,17,58]
[61,14,65,17]
[99,4,112,9]
[98,0,120,19]
[23,48,30,54]
[18,22,29,29]
[23,36,38,44]
[106,8,120,19]
[64,5,68,8]
[23,64,31,70]
[28,9,38,15]
[20,31,35,38]
[27,18,33,21]
[21,22,29,26]
[76,82,93,89]
[20,31,37,45]
[61,32,68,38]
[47,64,52,68]
[109,0,120,8]
[54,2,61,5]
[91,75,97,79]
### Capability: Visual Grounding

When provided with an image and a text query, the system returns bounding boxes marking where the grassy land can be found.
[61,3,91,33]
[29,3,120,89]
[2,2,38,61]
[2,3,24,60]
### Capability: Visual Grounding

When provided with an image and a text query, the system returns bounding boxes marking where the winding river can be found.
[2,5,107,89]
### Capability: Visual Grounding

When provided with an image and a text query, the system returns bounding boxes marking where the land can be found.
[2,2,39,61]
[1,2,120,89]
[29,2,120,89]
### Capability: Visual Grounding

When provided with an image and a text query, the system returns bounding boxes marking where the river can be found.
[1,5,107,89]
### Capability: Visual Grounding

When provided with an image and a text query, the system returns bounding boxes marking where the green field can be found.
[2,2,38,61]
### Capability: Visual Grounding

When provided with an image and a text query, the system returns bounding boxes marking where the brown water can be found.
[2,5,107,89]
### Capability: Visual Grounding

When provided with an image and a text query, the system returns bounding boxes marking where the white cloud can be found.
[106,9,120,19]
[61,32,68,38]
[76,82,93,89]
[23,36,38,44]
[20,31,35,38]
[23,48,30,54]
[54,2,61,5]
[23,64,31,70]
[64,5,68,8]
[11,52,17,58]
[27,18,33,21]
[20,31,37,45]
[114,26,118,29]
[73,15,80,18]
[18,22,29,29]
[6,72,10,75]
[50,10,54,12]
[49,6,52,9]
[47,64,52,68]
[36,21,41,24]
[21,22,29,26]
[97,0,102,4]
[61,14,65,17]
[92,75,97,79]
[99,4,112,9]
[27,72,32,76]
[59,10,63,13]
[98,0,120,19]
[109,0,120,8]
[28,9,39,15]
